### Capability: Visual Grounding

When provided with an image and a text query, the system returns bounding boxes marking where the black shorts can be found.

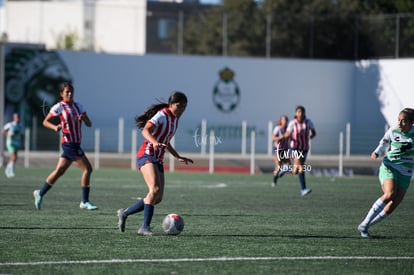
[61,143,85,161]
[136,154,164,173]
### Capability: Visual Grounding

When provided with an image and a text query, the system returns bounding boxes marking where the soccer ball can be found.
[162,213,184,235]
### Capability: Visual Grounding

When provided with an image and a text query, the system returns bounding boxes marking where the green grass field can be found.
[1,167,414,274]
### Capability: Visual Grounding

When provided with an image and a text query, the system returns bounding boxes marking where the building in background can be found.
[3,0,147,54]
[146,1,212,54]
[1,0,214,55]
[0,0,6,40]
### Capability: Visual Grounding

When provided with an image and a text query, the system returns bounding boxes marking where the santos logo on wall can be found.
[212,67,240,113]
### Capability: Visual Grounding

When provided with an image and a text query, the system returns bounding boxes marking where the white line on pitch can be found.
[1,256,414,266]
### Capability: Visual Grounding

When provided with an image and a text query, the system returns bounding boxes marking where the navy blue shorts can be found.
[290,149,308,164]
[136,154,164,173]
[61,143,85,161]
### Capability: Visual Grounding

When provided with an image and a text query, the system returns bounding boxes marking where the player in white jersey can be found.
[3,113,23,178]
[358,108,414,238]
[33,82,97,211]
[117,91,193,236]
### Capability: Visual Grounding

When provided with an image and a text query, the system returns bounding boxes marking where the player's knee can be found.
[382,190,395,201]
[150,185,161,197]
[87,165,93,174]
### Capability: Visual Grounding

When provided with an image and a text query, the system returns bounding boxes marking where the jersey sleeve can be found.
[148,110,165,127]
[49,102,62,117]
[286,121,294,133]
[273,126,280,136]
[373,127,392,156]
[3,122,11,131]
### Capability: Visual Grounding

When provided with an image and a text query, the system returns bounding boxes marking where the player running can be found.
[3,113,23,178]
[358,107,414,237]
[33,82,97,210]
[117,91,193,236]
[271,115,290,186]
[284,105,316,196]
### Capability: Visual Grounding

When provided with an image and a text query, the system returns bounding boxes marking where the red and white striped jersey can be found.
[49,101,86,144]
[272,125,289,150]
[286,118,315,151]
[137,107,179,164]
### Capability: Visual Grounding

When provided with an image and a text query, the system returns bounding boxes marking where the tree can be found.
[182,0,414,59]
[183,0,264,56]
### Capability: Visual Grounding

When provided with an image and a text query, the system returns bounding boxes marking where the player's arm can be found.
[371,129,391,159]
[80,113,92,127]
[272,129,284,142]
[142,122,166,151]
[2,126,7,136]
[43,113,62,132]
[310,128,316,139]
[166,143,194,165]
[283,122,293,139]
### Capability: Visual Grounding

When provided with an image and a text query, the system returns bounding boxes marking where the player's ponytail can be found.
[135,91,187,129]
[135,103,168,129]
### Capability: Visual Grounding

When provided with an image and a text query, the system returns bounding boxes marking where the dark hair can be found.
[60,82,74,93]
[277,115,289,127]
[135,91,188,129]
[401,107,414,121]
[295,105,306,120]
[296,105,306,113]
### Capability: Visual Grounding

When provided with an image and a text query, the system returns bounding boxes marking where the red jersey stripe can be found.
[49,101,86,144]
[137,107,178,164]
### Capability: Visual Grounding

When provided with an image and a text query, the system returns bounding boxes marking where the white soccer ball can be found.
[162,213,184,235]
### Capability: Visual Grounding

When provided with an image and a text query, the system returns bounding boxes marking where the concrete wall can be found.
[57,51,375,154]
[2,45,412,154]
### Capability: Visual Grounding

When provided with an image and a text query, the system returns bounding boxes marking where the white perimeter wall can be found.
[58,51,409,154]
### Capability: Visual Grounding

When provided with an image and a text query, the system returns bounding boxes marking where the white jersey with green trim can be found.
[374,125,414,177]
[3,121,23,147]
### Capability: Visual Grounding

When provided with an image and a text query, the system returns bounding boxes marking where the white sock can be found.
[361,198,385,226]
[369,210,388,227]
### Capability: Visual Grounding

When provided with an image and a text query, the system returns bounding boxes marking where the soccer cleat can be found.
[5,168,14,178]
[137,226,153,236]
[358,224,370,238]
[79,201,98,210]
[271,182,276,187]
[33,190,42,210]
[301,188,312,196]
[117,209,127,232]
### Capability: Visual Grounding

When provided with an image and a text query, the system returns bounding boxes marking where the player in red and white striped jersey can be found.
[284,105,316,196]
[136,105,179,165]
[271,115,291,186]
[33,82,97,211]
[118,91,193,235]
